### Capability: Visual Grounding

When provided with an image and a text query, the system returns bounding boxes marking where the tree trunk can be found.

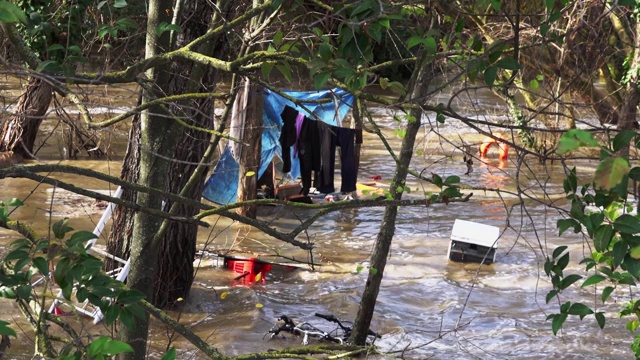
[350,52,436,345]
[105,113,140,270]
[236,80,263,218]
[119,0,175,357]
[618,19,640,131]
[0,77,52,158]
[108,1,228,310]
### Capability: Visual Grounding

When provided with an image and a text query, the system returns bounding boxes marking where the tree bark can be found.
[108,1,230,310]
[0,77,52,158]
[350,52,436,345]
[120,0,175,357]
[236,80,263,218]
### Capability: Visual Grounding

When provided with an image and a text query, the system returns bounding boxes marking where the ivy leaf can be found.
[495,57,520,70]
[560,274,582,289]
[613,214,640,234]
[595,312,606,329]
[581,274,606,287]
[314,72,331,90]
[0,320,16,337]
[556,129,599,154]
[557,218,581,235]
[593,157,629,191]
[567,303,594,319]
[484,66,498,86]
[551,313,567,335]
[0,2,28,24]
[601,286,614,303]
[113,0,128,8]
[629,167,640,182]
[613,130,637,152]
[161,348,177,360]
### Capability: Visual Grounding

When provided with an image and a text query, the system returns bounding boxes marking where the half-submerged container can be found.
[448,219,499,264]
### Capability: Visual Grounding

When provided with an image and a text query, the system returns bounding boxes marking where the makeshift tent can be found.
[203,88,354,204]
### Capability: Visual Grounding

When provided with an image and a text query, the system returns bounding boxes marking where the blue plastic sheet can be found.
[202,88,354,204]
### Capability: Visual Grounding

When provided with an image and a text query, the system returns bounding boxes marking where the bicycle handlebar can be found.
[314,313,339,323]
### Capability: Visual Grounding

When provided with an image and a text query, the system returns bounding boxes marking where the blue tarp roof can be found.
[202,88,354,204]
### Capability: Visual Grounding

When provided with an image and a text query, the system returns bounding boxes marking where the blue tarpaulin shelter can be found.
[202,88,354,204]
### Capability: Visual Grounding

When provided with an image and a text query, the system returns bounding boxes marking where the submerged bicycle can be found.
[267,313,381,345]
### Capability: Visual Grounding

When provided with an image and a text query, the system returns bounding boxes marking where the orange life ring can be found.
[479,133,509,160]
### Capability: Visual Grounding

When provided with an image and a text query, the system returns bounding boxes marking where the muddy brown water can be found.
[0,76,633,359]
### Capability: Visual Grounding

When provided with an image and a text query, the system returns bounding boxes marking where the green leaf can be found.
[116,18,139,32]
[629,167,640,182]
[581,274,606,287]
[495,57,520,70]
[436,113,445,123]
[560,274,582,289]
[552,246,568,260]
[484,66,498,86]
[47,44,64,52]
[104,339,133,355]
[624,255,640,279]
[602,286,614,303]
[613,130,637,152]
[117,289,145,304]
[113,0,128,9]
[614,214,640,234]
[314,72,330,90]
[423,37,437,55]
[431,174,443,188]
[273,31,284,46]
[318,43,332,61]
[88,336,109,356]
[261,62,274,79]
[276,63,293,82]
[16,285,32,300]
[161,348,177,360]
[36,60,62,73]
[594,157,630,190]
[490,0,501,11]
[530,79,539,89]
[613,241,627,268]
[66,230,97,248]
[594,224,614,252]
[595,312,606,329]
[545,289,558,304]
[551,313,567,335]
[0,320,16,337]
[567,303,594,319]
[7,198,23,207]
[52,218,73,239]
[627,319,639,332]
[32,257,48,275]
[557,129,599,154]
[0,2,28,24]
[369,267,378,275]
[444,175,460,185]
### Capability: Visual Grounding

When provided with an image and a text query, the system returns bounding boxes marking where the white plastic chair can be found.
[48,186,131,324]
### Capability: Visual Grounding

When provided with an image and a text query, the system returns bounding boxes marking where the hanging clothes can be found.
[202,88,354,205]
[298,116,321,195]
[317,125,357,194]
[279,105,298,173]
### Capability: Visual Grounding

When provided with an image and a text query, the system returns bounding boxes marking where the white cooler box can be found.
[448,219,499,264]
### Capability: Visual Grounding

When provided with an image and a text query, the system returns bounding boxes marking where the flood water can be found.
[0,75,633,359]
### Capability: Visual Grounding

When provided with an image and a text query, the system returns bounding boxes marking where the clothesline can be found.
[202,88,355,205]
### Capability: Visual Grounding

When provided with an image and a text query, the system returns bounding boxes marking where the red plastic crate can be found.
[225,257,272,284]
